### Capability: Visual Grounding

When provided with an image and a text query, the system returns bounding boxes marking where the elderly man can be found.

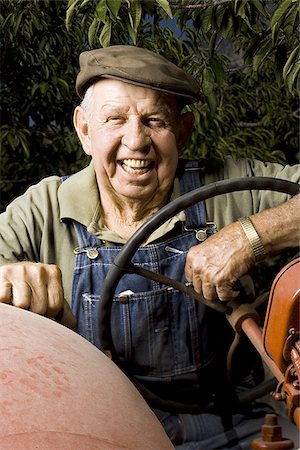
[0,46,299,448]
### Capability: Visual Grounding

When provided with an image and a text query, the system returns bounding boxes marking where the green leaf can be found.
[20,136,30,158]
[131,0,142,32]
[250,0,268,18]
[219,9,234,39]
[235,0,247,17]
[206,92,217,115]
[125,0,142,44]
[214,4,227,29]
[12,9,24,34]
[7,133,15,150]
[274,44,287,83]
[57,78,69,93]
[127,11,134,28]
[155,0,173,19]
[208,30,217,57]
[81,0,91,7]
[271,0,293,43]
[244,33,265,63]
[44,65,49,79]
[202,67,214,95]
[201,6,213,34]
[253,39,273,72]
[96,0,108,22]
[99,18,111,47]
[39,82,48,95]
[281,3,300,38]
[285,60,300,92]
[127,20,137,45]
[209,57,226,85]
[233,0,239,14]
[107,0,121,19]
[66,0,78,8]
[88,17,98,46]
[65,0,81,30]
[235,2,253,30]
[283,45,300,79]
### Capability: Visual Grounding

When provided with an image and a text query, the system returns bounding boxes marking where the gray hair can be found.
[80,84,95,123]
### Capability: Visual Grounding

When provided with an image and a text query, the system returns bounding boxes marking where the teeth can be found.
[123,166,147,175]
[120,159,152,175]
[122,159,150,168]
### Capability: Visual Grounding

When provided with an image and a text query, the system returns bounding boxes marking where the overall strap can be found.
[177,159,216,241]
[60,175,103,258]
[72,221,101,248]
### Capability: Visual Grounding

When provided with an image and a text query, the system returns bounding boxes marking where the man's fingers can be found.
[46,266,65,318]
[185,260,193,286]
[201,281,218,302]
[31,286,50,315]
[0,279,12,303]
[11,281,32,310]
[216,284,240,302]
[186,257,240,302]
[192,279,239,302]
[0,263,37,309]
[0,262,66,319]
[185,232,248,303]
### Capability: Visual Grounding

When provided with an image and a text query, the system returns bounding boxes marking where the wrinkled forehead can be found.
[91,78,180,114]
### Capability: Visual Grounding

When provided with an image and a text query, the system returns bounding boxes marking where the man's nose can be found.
[121,119,151,152]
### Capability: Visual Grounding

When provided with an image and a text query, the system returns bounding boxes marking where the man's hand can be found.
[185,222,255,302]
[186,193,300,302]
[0,262,76,329]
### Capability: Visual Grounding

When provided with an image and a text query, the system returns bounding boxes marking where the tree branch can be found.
[170,0,231,9]
[237,121,263,128]
[292,108,300,119]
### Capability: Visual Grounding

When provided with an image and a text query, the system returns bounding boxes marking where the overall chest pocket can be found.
[80,287,210,378]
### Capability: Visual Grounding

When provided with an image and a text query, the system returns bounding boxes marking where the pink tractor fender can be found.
[0,303,173,449]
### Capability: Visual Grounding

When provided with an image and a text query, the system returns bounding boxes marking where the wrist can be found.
[238,216,266,263]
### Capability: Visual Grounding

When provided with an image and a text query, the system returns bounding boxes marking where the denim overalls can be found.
[69,161,269,448]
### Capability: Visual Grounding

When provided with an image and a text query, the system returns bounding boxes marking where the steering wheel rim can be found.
[99,176,300,356]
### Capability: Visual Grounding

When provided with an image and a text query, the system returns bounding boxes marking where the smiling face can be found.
[74,79,194,217]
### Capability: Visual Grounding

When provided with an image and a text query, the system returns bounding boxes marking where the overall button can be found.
[74,247,99,259]
[119,295,129,304]
[87,249,99,259]
[196,230,207,241]
[117,290,134,304]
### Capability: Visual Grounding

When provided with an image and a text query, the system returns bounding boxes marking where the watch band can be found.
[238,216,266,262]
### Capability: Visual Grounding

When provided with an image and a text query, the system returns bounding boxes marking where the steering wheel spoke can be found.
[124,262,231,314]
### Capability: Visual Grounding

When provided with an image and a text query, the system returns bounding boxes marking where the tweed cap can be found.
[76,45,201,104]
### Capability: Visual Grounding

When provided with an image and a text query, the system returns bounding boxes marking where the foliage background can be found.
[0,0,299,297]
[1,0,299,215]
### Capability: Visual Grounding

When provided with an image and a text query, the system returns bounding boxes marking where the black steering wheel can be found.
[99,177,299,358]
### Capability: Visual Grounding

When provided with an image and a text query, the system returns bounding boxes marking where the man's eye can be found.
[104,115,125,123]
[109,116,123,122]
[148,118,165,127]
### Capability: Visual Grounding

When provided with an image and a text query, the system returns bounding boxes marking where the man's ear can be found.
[73,106,91,156]
[177,112,195,155]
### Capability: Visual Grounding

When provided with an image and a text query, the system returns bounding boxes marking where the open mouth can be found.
[118,159,154,175]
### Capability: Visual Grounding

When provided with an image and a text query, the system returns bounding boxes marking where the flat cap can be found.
[76,45,201,104]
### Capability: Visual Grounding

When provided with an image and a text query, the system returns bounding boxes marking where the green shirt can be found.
[0,156,298,305]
